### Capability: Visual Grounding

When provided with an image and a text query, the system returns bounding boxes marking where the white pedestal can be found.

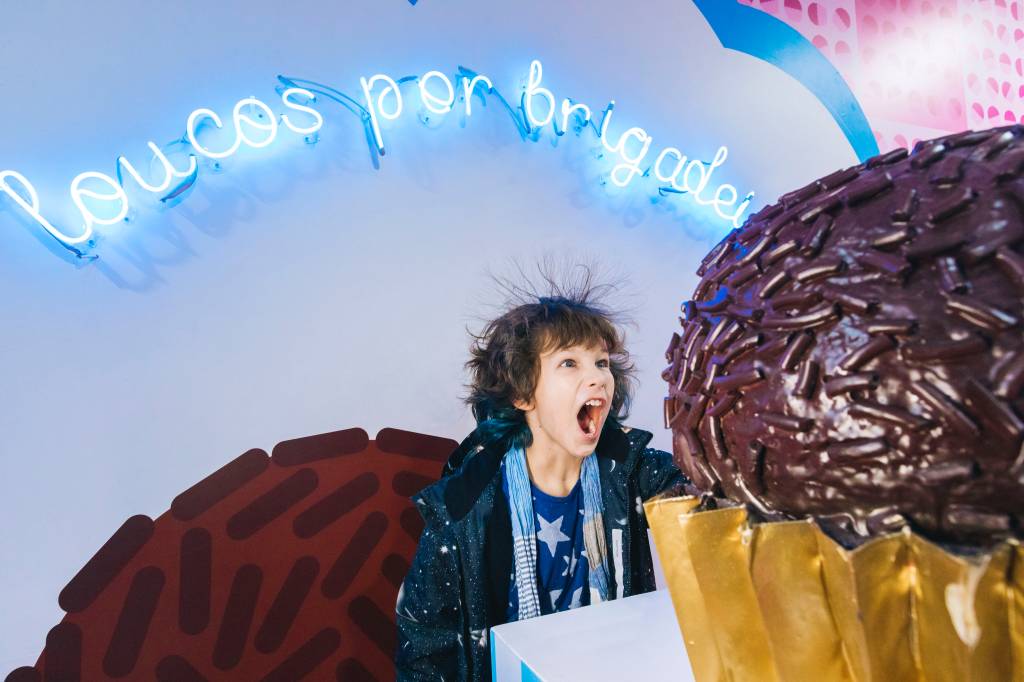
[489,588,695,682]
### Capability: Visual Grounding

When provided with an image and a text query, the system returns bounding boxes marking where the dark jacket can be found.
[394,420,689,681]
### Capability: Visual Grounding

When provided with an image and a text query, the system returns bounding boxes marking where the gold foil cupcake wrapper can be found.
[644,496,1024,682]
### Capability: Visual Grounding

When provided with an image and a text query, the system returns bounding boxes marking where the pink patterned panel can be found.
[853,0,964,131]
[960,0,1024,128]
[739,0,1024,152]
[740,0,859,67]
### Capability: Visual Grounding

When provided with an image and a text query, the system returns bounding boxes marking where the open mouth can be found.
[575,399,603,438]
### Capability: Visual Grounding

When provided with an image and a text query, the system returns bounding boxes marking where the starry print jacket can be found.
[394,420,690,681]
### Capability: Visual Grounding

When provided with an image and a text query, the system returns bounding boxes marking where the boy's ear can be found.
[512,397,533,412]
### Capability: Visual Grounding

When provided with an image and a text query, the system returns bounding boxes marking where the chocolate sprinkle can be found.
[908,381,980,437]
[795,360,819,399]
[865,318,918,335]
[849,400,931,430]
[936,256,969,294]
[762,413,814,432]
[994,351,1024,399]
[838,335,897,371]
[963,378,1024,442]
[780,331,814,371]
[995,246,1024,290]
[844,172,893,204]
[946,295,1019,331]
[707,392,741,418]
[761,303,840,329]
[856,250,911,278]
[871,226,914,249]
[826,438,889,460]
[763,239,801,265]
[801,214,833,257]
[902,334,988,362]
[712,368,765,392]
[789,257,846,284]
[757,269,791,299]
[824,372,880,397]
[769,289,822,311]
[927,187,977,223]
[906,231,968,260]
[890,187,918,221]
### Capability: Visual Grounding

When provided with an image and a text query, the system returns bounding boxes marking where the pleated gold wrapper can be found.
[645,496,1024,682]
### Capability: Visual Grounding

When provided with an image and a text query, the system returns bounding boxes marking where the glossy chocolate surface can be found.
[665,126,1024,545]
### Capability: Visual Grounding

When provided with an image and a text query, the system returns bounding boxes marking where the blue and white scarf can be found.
[503,444,611,620]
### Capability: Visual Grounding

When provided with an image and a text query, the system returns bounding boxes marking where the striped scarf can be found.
[503,443,611,620]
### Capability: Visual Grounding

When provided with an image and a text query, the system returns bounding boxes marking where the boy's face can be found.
[514,341,615,460]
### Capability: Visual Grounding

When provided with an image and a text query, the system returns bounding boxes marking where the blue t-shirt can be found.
[502,469,590,620]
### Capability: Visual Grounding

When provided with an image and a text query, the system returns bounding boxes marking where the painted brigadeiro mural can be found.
[6,428,454,682]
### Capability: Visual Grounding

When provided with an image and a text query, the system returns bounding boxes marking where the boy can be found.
[395,277,691,681]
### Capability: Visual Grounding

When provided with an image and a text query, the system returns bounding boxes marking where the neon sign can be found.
[0,60,754,261]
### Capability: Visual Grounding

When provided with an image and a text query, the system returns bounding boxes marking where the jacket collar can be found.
[436,419,652,521]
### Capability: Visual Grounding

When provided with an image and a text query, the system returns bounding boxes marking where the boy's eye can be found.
[559,358,610,368]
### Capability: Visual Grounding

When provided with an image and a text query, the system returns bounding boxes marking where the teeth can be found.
[585,399,602,407]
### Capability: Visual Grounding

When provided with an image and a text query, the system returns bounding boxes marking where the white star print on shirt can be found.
[568,586,584,609]
[536,514,570,557]
[561,551,580,577]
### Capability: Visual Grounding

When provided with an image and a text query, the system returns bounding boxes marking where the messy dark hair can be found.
[463,256,638,452]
